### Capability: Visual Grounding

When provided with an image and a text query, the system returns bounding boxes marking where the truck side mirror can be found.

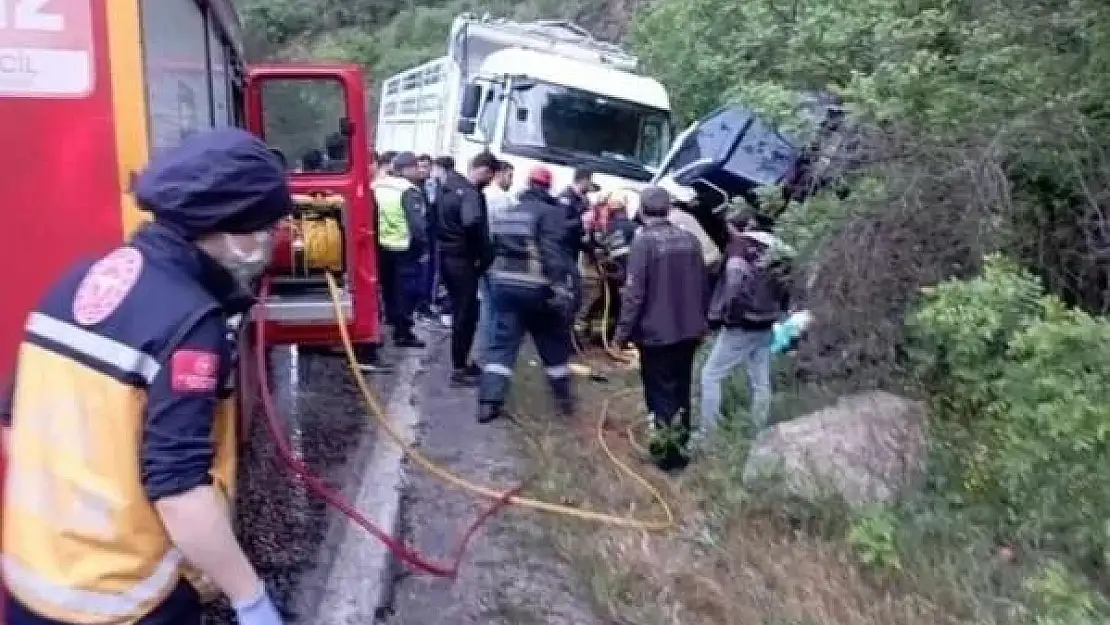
[457,83,482,135]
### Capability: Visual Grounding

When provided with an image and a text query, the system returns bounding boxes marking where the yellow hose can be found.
[324,272,675,531]
[301,217,343,273]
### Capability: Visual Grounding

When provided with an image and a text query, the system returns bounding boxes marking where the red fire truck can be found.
[0,0,381,384]
[0,3,381,617]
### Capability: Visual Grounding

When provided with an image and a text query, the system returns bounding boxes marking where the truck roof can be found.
[481,48,670,111]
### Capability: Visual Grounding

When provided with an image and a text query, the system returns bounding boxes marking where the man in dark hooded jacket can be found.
[477,166,575,423]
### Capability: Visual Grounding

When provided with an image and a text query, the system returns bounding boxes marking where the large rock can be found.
[742,391,927,508]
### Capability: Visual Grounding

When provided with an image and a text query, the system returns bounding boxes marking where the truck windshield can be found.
[503,80,672,181]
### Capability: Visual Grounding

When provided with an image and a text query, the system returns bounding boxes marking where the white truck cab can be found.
[377,14,674,201]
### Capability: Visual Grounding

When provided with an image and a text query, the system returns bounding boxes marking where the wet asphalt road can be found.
[382,331,601,625]
[202,325,600,624]
[202,345,390,623]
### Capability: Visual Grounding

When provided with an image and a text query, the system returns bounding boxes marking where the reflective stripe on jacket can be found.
[373,176,414,251]
[488,208,547,289]
[2,227,240,624]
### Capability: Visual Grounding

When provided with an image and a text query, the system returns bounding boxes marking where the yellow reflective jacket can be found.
[372,176,415,251]
[2,224,242,624]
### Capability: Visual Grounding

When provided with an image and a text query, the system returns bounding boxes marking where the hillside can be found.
[240,1,1110,623]
[238,0,642,90]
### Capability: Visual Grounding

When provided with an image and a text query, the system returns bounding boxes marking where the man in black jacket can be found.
[437,151,497,386]
[478,166,575,423]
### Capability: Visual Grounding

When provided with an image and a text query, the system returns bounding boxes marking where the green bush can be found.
[909,254,1110,562]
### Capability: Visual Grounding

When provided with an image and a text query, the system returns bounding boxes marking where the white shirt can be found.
[484,186,515,223]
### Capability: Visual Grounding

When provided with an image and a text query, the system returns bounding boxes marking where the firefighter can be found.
[372,151,429,349]
[0,128,289,624]
[590,191,638,343]
[478,166,576,423]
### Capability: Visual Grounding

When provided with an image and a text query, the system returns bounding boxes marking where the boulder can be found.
[741,391,927,508]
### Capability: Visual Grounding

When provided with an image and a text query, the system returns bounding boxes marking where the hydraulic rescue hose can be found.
[322,272,675,531]
[255,279,523,578]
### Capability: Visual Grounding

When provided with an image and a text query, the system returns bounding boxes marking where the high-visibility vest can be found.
[2,251,238,623]
[372,176,414,251]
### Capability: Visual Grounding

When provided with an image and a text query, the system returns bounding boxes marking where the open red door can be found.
[244,64,380,347]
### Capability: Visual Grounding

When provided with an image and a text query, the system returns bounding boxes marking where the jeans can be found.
[699,327,773,434]
[638,338,700,434]
[475,276,495,363]
[479,282,573,407]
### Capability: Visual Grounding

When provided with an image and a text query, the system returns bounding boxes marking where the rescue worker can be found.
[0,128,290,624]
[372,151,429,349]
[437,152,498,386]
[575,191,628,344]
[585,192,637,344]
[614,186,710,470]
[556,168,600,321]
[478,166,575,423]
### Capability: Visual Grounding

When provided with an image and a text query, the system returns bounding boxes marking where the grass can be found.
[502,348,1106,625]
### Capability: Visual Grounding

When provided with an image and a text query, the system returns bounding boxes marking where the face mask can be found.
[222,231,273,282]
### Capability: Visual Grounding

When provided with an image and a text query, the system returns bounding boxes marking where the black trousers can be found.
[638,338,700,433]
[7,580,201,625]
[440,254,480,370]
[379,248,420,339]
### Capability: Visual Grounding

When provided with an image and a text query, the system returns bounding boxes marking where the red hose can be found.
[253,282,520,578]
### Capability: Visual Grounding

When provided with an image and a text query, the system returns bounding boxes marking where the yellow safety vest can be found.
[2,314,237,624]
[372,176,414,252]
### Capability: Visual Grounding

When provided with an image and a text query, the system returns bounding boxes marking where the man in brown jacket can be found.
[614,186,710,467]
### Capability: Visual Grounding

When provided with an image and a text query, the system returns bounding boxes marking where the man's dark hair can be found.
[434,155,455,171]
[572,167,594,182]
[495,159,513,173]
[417,153,432,163]
[470,151,499,170]
[380,150,397,167]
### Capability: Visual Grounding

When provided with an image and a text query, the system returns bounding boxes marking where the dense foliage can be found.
[910,256,1110,571]
[630,0,1110,380]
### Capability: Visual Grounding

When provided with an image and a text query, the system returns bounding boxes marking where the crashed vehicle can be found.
[653,93,853,250]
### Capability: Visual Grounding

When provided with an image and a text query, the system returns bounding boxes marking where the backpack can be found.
[713,253,788,327]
